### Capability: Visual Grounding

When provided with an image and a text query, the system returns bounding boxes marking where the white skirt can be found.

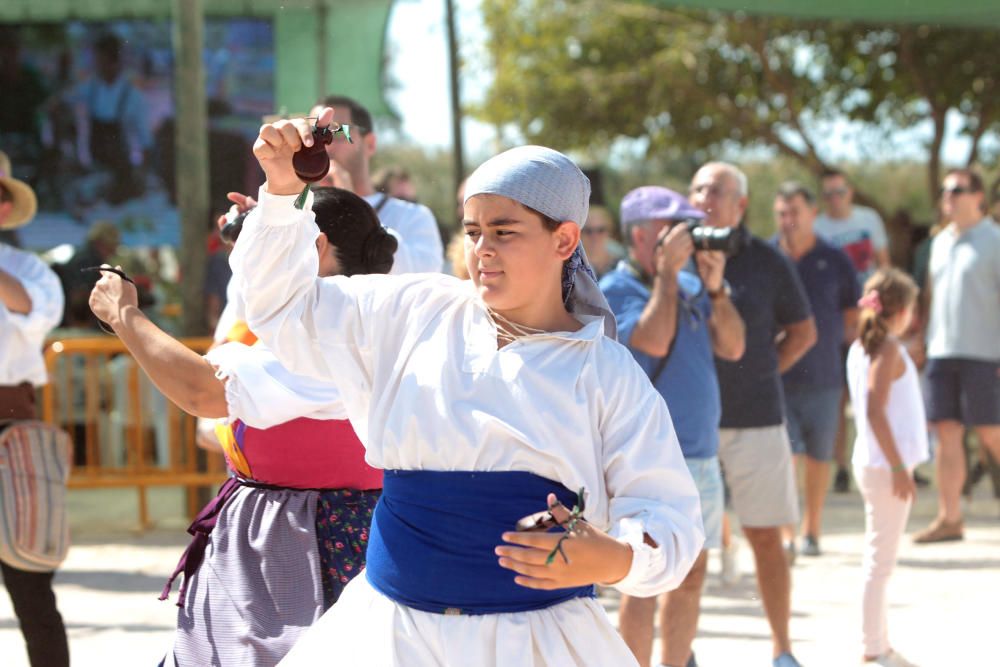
[278,572,639,666]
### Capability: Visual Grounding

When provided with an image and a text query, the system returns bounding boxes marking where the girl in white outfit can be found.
[846,268,928,667]
[230,108,704,666]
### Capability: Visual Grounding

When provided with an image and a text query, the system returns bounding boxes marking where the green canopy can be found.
[652,0,1000,26]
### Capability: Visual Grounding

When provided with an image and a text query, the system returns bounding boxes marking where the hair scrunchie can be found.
[857,289,883,314]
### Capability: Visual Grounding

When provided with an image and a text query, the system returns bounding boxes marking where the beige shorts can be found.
[719,425,800,528]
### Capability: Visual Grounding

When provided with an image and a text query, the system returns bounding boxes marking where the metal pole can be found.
[172,0,209,336]
[444,0,465,193]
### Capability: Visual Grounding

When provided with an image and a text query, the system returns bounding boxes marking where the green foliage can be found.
[475,0,1000,208]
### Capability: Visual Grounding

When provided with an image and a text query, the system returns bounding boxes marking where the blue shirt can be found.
[774,237,859,389]
[600,261,720,459]
[716,232,812,428]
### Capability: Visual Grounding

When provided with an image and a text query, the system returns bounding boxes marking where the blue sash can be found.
[365,470,595,615]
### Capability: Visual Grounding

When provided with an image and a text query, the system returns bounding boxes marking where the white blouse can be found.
[205,341,347,429]
[846,340,930,469]
[0,244,64,386]
[230,187,704,598]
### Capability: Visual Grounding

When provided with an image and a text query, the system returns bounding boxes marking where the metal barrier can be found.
[41,336,226,528]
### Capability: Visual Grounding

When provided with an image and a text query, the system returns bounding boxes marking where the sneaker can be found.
[870,650,919,666]
[833,466,850,493]
[800,534,821,557]
[720,541,741,585]
[773,652,802,667]
[913,517,964,544]
[783,539,797,566]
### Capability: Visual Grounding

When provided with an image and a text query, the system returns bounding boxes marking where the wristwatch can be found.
[707,281,731,300]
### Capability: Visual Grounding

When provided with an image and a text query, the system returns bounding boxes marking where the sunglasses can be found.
[583,227,609,236]
[939,186,976,197]
[822,188,849,199]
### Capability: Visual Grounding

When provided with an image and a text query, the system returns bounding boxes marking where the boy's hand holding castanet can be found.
[253,107,338,196]
[496,493,634,590]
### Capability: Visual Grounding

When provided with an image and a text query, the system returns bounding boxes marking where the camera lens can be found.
[689,224,740,256]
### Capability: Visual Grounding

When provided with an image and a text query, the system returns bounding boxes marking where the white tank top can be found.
[846,339,930,469]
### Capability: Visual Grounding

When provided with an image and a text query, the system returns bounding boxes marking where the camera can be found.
[220,207,252,245]
[682,219,741,256]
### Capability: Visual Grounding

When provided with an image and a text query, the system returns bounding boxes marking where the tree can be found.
[475,0,1000,212]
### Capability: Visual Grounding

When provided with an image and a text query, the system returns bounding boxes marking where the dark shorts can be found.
[926,358,1000,426]
[784,386,842,461]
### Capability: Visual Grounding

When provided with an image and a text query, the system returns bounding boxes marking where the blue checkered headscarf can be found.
[463,146,616,339]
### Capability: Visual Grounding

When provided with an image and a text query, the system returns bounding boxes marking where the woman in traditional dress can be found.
[231,109,705,667]
[88,186,397,666]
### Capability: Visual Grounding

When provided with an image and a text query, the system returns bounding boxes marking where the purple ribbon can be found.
[159,476,242,608]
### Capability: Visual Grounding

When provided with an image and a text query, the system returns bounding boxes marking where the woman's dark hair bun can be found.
[360,226,398,275]
[311,186,398,276]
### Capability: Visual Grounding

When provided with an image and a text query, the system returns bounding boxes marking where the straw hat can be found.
[0,151,38,230]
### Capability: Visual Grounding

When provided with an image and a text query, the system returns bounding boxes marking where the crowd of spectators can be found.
[3,71,999,666]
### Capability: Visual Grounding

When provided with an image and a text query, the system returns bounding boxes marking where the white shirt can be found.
[205,341,347,429]
[846,340,930,469]
[0,244,64,386]
[364,194,444,274]
[231,187,704,599]
[815,205,887,284]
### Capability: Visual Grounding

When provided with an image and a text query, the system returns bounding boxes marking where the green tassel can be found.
[294,183,312,210]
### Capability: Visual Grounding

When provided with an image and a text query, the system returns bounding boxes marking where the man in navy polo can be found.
[690,162,816,667]
[773,182,859,557]
[602,186,745,667]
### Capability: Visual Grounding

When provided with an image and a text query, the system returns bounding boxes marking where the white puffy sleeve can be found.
[228,187,455,435]
[205,342,347,429]
[2,250,64,341]
[598,343,705,597]
[229,187,385,390]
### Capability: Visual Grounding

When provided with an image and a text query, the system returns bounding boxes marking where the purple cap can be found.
[619,186,705,230]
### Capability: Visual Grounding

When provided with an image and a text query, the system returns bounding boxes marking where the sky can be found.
[382,0,493,153]
[383,0,989,166]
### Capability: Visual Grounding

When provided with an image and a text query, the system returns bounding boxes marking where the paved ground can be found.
[2,481,997,666]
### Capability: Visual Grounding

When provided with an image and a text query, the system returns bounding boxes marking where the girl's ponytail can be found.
[856,268,918,356]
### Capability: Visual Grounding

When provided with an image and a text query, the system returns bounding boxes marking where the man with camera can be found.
[308,95,443,274]
[689,162,816,667]
[601,186,744,667]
